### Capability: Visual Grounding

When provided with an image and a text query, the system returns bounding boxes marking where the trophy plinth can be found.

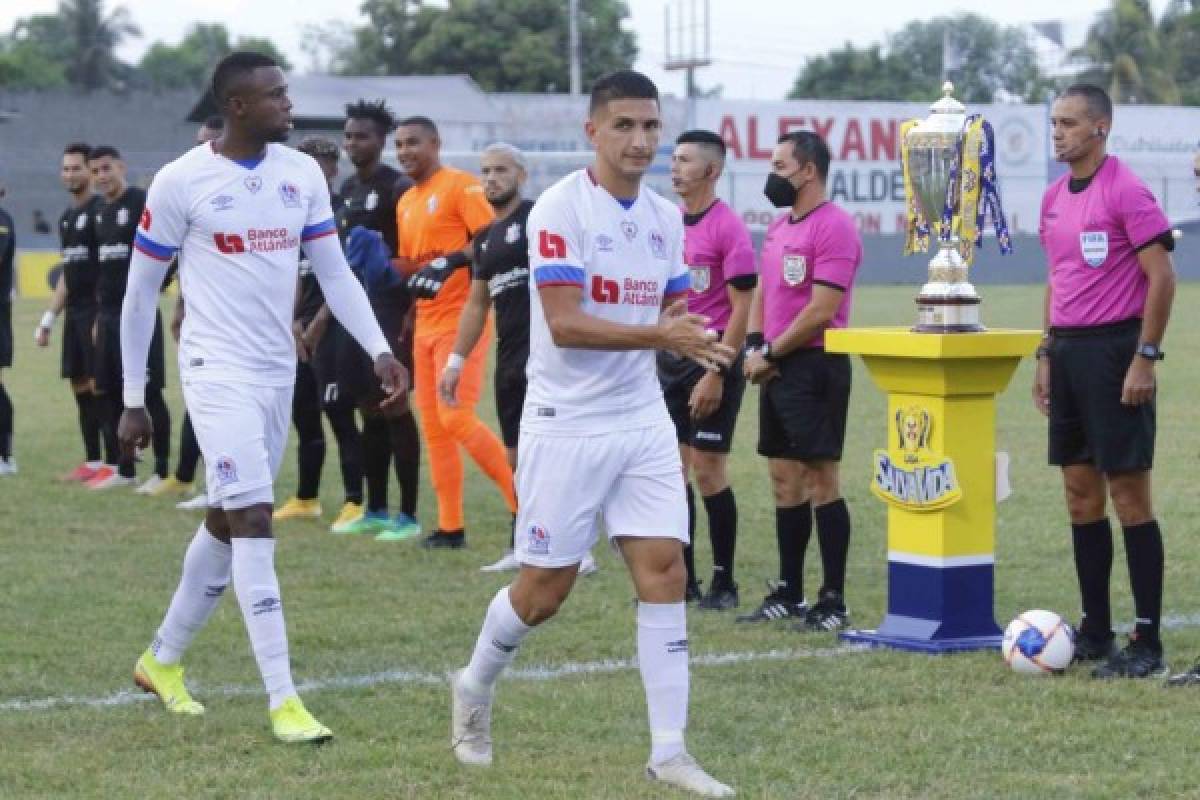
[904,82,986,333]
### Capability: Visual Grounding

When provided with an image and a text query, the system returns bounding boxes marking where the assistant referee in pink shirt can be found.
[1034,84,1177,680]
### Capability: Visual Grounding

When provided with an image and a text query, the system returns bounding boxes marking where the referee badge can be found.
[1079,231,1108,268]
[783,254,807,286]
[690,265,710,293]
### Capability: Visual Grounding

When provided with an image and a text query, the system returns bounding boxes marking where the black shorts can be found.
[758,349,851,461]
[0,302,12,369]
[92,309,166,394]
[659,350,746,454]
[494,357,527,450]
[60,306,97,381]
[336,300,413,407]
[1048,318,1153,473]
[308,319,342,407]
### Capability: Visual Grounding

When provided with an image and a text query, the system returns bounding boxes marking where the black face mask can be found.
[764,171,800,208]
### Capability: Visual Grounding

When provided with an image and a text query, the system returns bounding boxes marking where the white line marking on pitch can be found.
[0,645,866,714]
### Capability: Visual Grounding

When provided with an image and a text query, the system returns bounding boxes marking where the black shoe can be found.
[697,582,739,611]
[420,529,466,549]
[685,580,704,603]
[1071,627,1117,663]
[1167,660,1200,687]
[735,581,807,623]
[798,588,849,632]
[1091,636,1167,679]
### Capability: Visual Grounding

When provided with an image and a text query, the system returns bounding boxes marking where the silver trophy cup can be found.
[905,83,984,333]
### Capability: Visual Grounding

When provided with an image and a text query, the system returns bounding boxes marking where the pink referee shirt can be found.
[1039,156,1170,328]
[760,202,861,347]
[682,199,756,331]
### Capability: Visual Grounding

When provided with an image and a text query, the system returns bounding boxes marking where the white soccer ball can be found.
[1002,610,1075,675]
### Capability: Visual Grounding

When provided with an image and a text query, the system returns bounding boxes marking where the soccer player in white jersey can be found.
[449,71,736,797]
[117,53,407,744]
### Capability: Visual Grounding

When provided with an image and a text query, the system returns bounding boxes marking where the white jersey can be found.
[523,169,690,435]
[134,142,337,386]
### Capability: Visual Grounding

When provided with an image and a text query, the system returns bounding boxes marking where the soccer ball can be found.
[1001,610,1075,675]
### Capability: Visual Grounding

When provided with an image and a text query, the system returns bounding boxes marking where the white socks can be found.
[231,537,296,710]
[461,587,532,697]
[637,601,689,765]
[152,524,231,665]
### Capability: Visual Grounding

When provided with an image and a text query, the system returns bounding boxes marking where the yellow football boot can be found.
[273,497,322,521]
[134,649,205,715]
[148,476,194,497]
[270,696,333,744]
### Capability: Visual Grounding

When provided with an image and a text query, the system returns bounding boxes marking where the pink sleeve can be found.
[720,210,757,279]
[1117,175,1169,249]
[812,212,860,290]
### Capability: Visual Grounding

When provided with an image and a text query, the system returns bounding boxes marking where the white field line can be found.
[7,611,1199,715]
[0,645,867,714]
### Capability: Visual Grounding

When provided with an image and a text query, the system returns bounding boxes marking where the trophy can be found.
[902,82,1012,333]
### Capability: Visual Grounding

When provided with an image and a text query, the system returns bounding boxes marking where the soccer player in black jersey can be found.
[0,185,14,474]
[86,145,173,491]
[314,99,421,539]
[36,142,109,482]
[272,136,366,524]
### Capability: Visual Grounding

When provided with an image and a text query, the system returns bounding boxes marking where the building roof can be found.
[187,74,500,130]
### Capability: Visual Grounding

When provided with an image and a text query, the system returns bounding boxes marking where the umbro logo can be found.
[204,583,227,598]
[491,638,517,653]
[252,597,282,615]
[666,638,689,654]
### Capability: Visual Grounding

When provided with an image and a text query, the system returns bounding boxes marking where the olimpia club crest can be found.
[871,405,963,511]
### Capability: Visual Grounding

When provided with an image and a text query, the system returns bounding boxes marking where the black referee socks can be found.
[1123,520,1164,646]
[0,384,11,459]
[776,502,812,602]
[815,498,852,595]
[702,487,738,586]
[1071,518,1114,638]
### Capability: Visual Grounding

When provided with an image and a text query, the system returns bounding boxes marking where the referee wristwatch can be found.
[761,341,778,364]
[1136,342,1165,361]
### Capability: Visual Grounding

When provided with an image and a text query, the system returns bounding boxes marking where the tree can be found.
[1072,0,1180,104]
[138,23,292,89]
[57,0,140,90]
[328,0,636,92]
[0,15,70,89]
[789,14,1052,103]
[1160,0,1200,104]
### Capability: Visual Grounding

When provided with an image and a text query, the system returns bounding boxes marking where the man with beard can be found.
[120,52,407,741]
[36,142,108,482]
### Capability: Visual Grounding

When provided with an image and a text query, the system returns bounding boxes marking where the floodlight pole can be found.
[664,0,712,129]
[569,0,582,95]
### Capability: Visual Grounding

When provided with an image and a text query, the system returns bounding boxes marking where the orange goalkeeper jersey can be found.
[395,165,495,335]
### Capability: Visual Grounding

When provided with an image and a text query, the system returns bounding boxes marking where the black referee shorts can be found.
[494,356,527,450]
[659,350,746,454]
[92,309,166,395]
[758,349,851,461]
[60,306,97,381]
[1048,318,1154,473]
[0,302,12,369]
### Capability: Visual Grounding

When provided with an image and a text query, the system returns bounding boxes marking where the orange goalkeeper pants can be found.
[412,325,517,531]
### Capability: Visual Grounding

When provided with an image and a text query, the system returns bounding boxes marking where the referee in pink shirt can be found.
[1034,84,1177,680]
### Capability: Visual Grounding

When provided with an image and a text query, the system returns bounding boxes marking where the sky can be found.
[0,0,1171,100]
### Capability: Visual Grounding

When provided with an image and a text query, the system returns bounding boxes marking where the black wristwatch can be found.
[1136,343,1165,361]
[761,341,777,363]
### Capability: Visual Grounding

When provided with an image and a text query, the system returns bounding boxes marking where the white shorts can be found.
[182,378,292,510]
[513,422,688,568]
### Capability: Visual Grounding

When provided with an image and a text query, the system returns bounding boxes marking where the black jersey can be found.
[337,164,413,310]
[93,186,146,312]
[296,194,343,325]
[59,196,101,311]
[472,200,533,367]
[0,207,14,301]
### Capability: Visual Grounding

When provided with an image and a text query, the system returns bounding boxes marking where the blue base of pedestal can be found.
[841,559,1003,654]
[839,629,1002,653]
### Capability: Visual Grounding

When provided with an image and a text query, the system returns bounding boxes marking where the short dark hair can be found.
[202,115,225,131]
[297,136,339,162]
[778,131,832,182]
[397,115,438,138]
[589,70,659,114]
[211,51,279,106]
[1061,84,1113,122]
[63,142,91,160]
[676,129,726,160]
[345,99,395,137]
[87,145,121,162]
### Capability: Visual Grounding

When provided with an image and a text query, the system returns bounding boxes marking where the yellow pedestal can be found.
[826,328,1041,652]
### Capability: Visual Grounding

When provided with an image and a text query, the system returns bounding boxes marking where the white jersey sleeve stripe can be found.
[133,232,177,262]
[301,218,337,241]
[534,264,586,287]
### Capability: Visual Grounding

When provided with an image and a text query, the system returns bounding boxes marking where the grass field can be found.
[4,286,1200,799]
